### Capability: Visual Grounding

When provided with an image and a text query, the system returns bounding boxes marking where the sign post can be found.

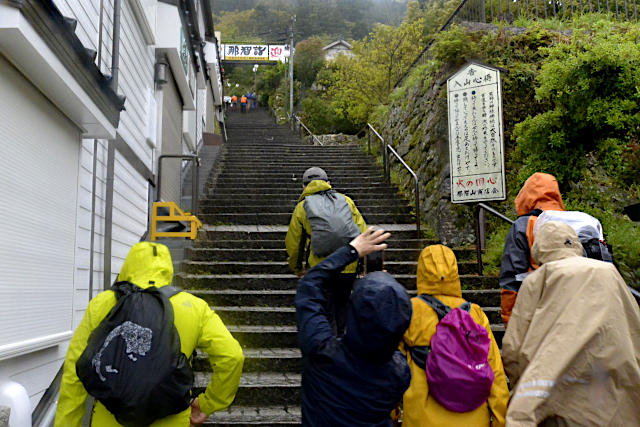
[447,62,506,274]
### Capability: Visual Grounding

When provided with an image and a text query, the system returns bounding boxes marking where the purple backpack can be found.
[417,295,494,412]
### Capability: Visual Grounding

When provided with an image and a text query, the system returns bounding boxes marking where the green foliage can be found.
[300,95,359,134]
[513,21,640,188]
[214,0,410,42]
[294,37,326,88]
[328,19,426,127]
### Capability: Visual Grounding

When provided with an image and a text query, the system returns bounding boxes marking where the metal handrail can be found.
[367,123,420,234]
[293,115,323,146]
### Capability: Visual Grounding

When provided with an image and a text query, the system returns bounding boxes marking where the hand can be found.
[190,397,207,426]
[297,269,307,278]
[349,227,390,258]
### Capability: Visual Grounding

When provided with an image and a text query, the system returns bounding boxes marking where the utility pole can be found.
[289,15,295,124]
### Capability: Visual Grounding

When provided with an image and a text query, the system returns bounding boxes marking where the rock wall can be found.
[308,134,359,146]
[381,65,475,246]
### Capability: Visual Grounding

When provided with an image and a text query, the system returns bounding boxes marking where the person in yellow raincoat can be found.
[400,245,509,427]
[285,167,367,336]
[54,242,244,426]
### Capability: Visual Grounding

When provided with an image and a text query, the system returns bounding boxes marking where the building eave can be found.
[4,0,123,130]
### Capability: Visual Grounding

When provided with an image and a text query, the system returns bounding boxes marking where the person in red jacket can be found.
[499,172,565,326]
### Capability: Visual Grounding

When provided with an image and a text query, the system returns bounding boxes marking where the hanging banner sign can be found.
[222,44,290,62]
[447,62,506,203]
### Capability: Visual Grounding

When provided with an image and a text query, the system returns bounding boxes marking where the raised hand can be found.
[349,227,391,258]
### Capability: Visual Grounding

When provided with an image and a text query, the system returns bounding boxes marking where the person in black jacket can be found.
[295,227,412,427]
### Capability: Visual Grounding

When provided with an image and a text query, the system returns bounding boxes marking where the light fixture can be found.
[154,62,168,85]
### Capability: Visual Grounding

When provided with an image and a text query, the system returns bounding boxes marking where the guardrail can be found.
[150,201,202,240]
[293,114,324,146]
[367,123,421,234]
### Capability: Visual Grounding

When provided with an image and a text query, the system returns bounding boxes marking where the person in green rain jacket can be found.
[286,167,367,336]
[55,242,244,426]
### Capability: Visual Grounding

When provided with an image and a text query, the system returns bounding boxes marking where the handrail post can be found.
[367,129,371,154]
[384,136,390,183]
[475,204,484,276]
[415,176,421,235]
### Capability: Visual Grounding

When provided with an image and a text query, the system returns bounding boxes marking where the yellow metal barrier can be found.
[150,201,203,241]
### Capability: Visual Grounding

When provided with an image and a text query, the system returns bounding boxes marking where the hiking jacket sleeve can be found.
[345,195,367,233]
[501,272,541,387]
[55,292,115,427]
[473,305,509,427]
[499,216,531,293]
[286,201,308,275]
[196,305,245,415]
[295,245,359,356]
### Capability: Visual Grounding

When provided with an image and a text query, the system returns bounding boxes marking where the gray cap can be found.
[302,167,328,185]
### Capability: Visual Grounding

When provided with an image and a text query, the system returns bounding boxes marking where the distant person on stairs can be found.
[499,172,565,326]
[286,167,367,336]
[400,245,509,427]
[240,95,247,113]
[295,227,412,427]
[55,242,244,427]
[502,221,640,426]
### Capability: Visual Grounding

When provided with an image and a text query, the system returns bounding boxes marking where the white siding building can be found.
[0,0,224,423]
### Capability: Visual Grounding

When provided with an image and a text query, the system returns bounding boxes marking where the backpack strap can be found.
[417,294,451,321]
[157,285,182,299]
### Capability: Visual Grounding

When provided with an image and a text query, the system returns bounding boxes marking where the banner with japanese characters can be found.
[222,44,290,62]
[447,62,506,203]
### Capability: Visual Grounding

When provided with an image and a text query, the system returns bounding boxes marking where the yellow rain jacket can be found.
[400,245,509,427]
[285,180,367,275]
[55,242,244,426]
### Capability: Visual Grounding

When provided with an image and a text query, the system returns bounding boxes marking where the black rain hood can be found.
[344,271,412,362]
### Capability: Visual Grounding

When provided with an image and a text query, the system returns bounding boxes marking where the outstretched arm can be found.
[295,228,390,356]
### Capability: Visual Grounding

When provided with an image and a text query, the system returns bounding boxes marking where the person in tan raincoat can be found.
[400,245,509,427]
[502,221,640,426]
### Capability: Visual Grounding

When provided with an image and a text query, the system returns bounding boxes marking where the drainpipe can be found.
[89,0,105,301]
[103,0,121,289]
[111,0,122,91]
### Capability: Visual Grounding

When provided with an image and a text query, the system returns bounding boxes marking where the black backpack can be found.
[76,282,194,426]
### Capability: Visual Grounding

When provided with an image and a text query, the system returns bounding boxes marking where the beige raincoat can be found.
[502,221,640,426]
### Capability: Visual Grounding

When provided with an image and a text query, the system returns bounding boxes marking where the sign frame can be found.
[447,61,507,204]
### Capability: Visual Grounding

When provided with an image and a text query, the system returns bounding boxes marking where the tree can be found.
[294,37,326,89]
[328,19,426,126]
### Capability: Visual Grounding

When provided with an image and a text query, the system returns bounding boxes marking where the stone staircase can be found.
[177,110,503,425]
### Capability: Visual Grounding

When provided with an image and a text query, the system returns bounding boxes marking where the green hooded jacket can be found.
[55,242,244,426]
[285,180,367,275]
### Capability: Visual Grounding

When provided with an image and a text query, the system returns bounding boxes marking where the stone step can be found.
[185,247,476,263]
[198,228,420,241]
[198,204,412,215]
[228,325,299,348]
[176,273,497,291]
[193,238,436,250]
[201,196,411,206]
[213,173,384,181]
[210,305,502,326]
[203,405,301,426]
[213,177,386,186]
[210,182,392,191]
[194,372,300,406]
[188,288,502,308]
[225,323,505,349]
[206,187,403,196]
[199,213,415,226]
[183,260,471,276]
[193,348,302,373]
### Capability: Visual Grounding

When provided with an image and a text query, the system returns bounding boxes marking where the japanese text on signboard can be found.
[447,63,506,203]
[222,44,290,62]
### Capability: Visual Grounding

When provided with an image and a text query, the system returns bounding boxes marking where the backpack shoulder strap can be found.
[417,294,451,321]
[157,285,182,299]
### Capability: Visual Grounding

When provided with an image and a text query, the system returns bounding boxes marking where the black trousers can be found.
[324,273,357,338]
